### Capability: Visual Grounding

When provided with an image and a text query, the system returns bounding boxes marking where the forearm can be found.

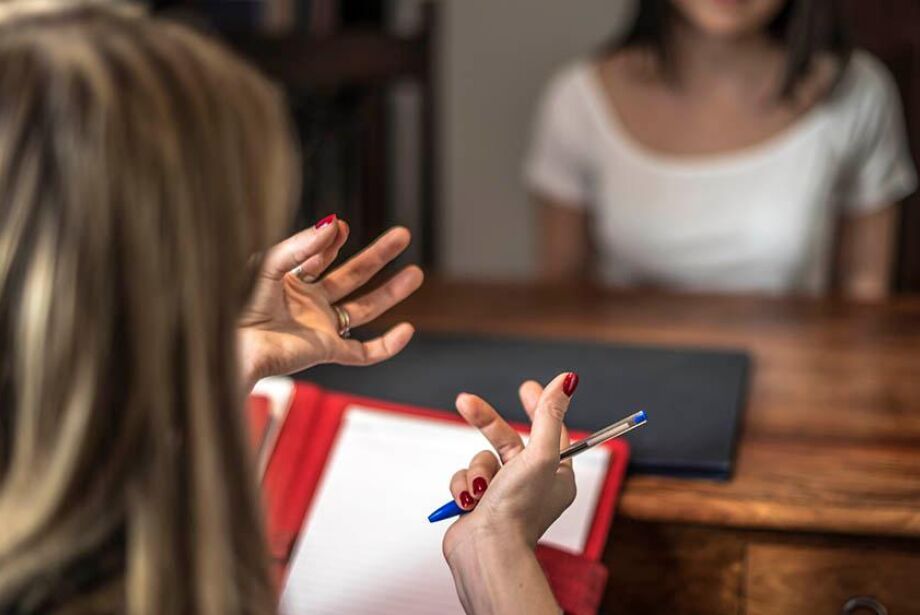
[238,331,266,394]
[447,530,559,615]
[537,200,590,282]
[837,205,898,301]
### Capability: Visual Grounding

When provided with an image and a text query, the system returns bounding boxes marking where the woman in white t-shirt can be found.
[526,0,917,298]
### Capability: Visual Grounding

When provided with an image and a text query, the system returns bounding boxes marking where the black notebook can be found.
[300,332,751,479]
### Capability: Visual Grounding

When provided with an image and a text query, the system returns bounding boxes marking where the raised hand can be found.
[238,215,424,389]
[441,373,579,615]
[442,373,578,557]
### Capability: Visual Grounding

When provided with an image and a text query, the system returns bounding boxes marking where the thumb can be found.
[527,372,578,462]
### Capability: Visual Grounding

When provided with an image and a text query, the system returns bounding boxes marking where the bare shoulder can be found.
[782,51,844,114]
[594,47,666,97]
[601,47,662,82]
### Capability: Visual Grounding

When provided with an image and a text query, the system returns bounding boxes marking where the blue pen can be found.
[427,410,648,523]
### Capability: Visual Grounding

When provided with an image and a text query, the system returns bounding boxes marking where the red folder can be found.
[248,381,629,615]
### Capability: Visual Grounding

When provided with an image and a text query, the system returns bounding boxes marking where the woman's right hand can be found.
[237,217,423,390]
[442,373,579,615]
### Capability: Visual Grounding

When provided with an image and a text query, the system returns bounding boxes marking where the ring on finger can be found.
[333,304,351,338]
[291,264,316,283]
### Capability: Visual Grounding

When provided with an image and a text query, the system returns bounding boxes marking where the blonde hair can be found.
[0,3,298,614]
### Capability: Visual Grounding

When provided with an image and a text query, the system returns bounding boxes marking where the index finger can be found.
[261,217,340,280]
[455,393,524,464]
[290,220,350,282]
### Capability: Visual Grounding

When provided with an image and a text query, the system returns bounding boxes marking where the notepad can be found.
[305,331,749,478]
[278,407,611,615]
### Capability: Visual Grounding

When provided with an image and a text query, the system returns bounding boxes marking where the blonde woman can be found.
[0,4,576,614]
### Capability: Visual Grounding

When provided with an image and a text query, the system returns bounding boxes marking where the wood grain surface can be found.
[383,280,920,538]
[746,543,920,614]
[603,519,746,614]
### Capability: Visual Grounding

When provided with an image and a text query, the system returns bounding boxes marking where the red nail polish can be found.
[563,372,579,397]
[459,491,474,508]
[472,477,487,495]
[315,214,336,229]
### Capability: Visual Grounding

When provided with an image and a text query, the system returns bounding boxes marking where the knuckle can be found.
[378,335,393,359]
[382,282,399,301]
[289,235,312,258]
[291,248,310,266]
[528,449,559,472]
[469,449,492,467]
[564,477,577,506]
[541,399,568,422]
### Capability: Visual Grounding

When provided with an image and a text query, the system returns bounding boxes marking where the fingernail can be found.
[315,214,336,229]
[472,477,487,495]
[563,372,579,397]
[459,491,474,508]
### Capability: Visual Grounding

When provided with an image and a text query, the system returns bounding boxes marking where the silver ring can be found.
[291,265,316,283]
[333,305,351,338]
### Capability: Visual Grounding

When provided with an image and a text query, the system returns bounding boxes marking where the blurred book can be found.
[292,92,368,251]
[197,0,261,30]
[309,0,337,36]
[154,0,422,261]
[191,0,341,34]
[262,0,296,33]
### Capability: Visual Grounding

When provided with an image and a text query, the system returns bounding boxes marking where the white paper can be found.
[251,377,296,479]
[279,407,610,615]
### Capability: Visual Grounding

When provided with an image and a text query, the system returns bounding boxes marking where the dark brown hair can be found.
[609,0,852,99]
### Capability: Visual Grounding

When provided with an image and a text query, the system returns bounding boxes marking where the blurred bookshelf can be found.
[151,0,439,267]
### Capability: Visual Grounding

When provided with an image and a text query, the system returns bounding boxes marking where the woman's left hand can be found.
[439,375,577,615]
[442,375,577,558]
[238,215,424,389]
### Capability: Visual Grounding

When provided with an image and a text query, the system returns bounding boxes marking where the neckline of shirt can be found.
[578,60,836,175]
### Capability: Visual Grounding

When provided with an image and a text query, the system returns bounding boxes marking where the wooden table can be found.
[383,280,920,614]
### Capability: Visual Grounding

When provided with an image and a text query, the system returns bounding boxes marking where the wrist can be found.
[446,522,531,575]
[237,330,268,392]
[446,522,557,615]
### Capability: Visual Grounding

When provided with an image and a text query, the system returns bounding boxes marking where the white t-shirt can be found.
[524,51,917,294]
